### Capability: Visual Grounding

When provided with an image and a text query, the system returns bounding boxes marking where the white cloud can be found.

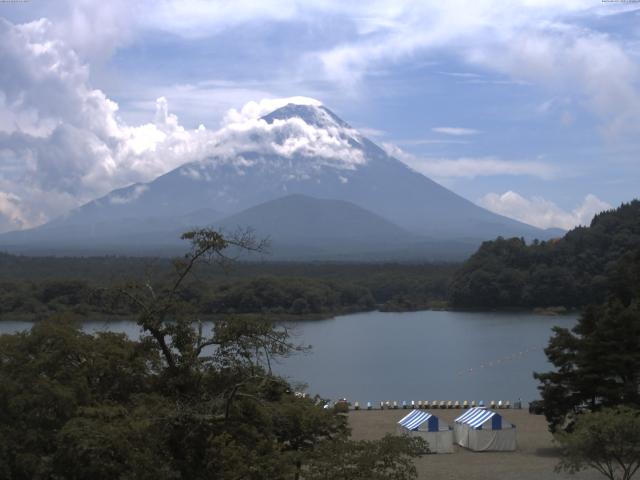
[120,80,279,128]
[17,1,640,135]
[0,192,35,231]
[432,127,479,136]
[382,143,555,180]
[54,0,135,61]
[33,0,392,68]
[221,96,322,125]
[478,191,612,230]
[0,12,215,217]
[437,71,483,79]
[536,97,576,126]
[418,158,555,179]
[310,1,640,134]
[354,127,386,138]
[468,22,640,136]
[139,0,302,39]
[0,18,366,233]
[206,104,366,171]
[109,184,149,205]
[13,0,301,61]
[396,139,470,145]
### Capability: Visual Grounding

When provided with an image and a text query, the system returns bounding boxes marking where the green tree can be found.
[535,298,640,431]
[556,406,640,480]
[534,249,640,432]
[53,402,179,480]
[305,434,428,480]
[0,317,157,479]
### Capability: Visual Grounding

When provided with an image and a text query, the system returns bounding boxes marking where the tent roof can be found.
[398,410,434,430]
[454,408,499,429]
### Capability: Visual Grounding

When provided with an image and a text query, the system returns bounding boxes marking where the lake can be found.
[0,310,576,405]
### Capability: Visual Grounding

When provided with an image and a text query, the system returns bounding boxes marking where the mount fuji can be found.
[0,100,561,259]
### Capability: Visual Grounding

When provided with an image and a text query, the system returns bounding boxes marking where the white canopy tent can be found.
[396,410,454,453]
[454,407,516,452]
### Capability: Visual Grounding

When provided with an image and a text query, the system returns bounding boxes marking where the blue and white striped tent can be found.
[398,410,439,432]
[454,408,516,451]
[455,407,502,430]
[397,410,453,453]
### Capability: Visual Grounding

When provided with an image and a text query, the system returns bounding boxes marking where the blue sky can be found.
[0,0,639,232]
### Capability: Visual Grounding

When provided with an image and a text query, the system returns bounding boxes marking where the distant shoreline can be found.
[0,305,580,324]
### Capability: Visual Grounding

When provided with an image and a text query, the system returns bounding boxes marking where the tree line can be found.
[0,257,455,321]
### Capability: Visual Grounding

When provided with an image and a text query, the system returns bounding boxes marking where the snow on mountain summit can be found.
[261,103,350,130]
[221,96,323,125]
[191,100,367,177]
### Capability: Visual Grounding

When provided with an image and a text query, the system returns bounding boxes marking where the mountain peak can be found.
[261,103,350,129]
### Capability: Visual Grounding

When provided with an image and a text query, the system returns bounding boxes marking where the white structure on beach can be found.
[454,407,517,452]
[397,410,454,453]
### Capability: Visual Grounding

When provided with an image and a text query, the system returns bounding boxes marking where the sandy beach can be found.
[349,408,602,480]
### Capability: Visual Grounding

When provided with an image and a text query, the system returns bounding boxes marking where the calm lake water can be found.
[0,310,576,405]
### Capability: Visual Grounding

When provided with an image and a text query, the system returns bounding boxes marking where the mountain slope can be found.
[0,101,560,258]
[0,209,222,255]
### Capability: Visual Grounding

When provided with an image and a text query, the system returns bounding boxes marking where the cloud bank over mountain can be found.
[478,191,612,230]
[0,18,214,231]
[0,18,365,232]
[311,1,640,135]
[381,143,556,180]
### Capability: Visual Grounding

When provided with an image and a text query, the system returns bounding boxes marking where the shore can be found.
[349,409,601,480]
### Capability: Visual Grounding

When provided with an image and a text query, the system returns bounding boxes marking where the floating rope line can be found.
[456,345,546,376]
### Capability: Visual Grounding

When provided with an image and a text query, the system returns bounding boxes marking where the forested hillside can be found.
[449,200,640,309]
[0,255,455,320]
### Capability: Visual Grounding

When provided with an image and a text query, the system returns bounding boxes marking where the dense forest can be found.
[449,200,640,309]
[0,255,455,321]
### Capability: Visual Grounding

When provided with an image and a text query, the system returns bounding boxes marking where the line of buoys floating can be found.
[378,399,518,410]
[319,398,523,410]
[456,345,545,376]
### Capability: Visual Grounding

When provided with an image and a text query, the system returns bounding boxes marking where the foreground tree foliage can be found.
[534,249,640,432]
[534,248,640,479]
[0,229,426,479]
[556,406,640,480]
[0,320,161,479]
[306,435,428,480]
